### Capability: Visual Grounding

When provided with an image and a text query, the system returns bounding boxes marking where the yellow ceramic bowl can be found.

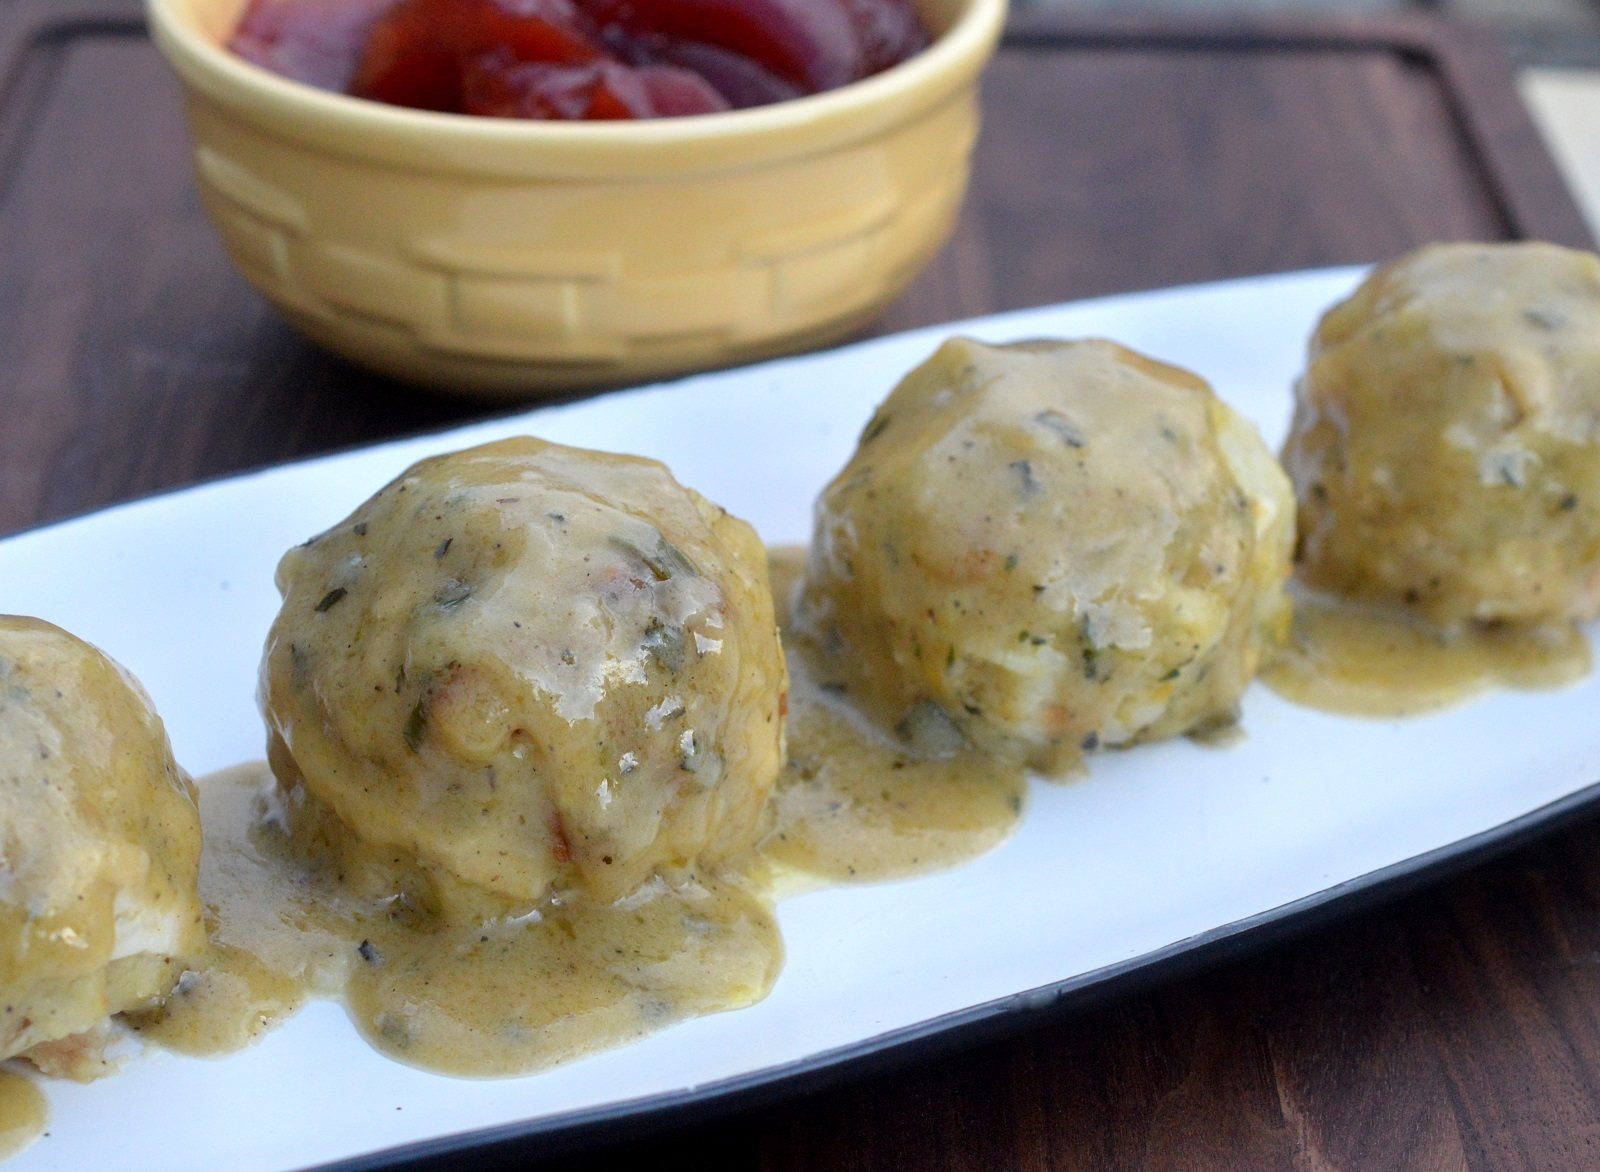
[147,0,1005,397]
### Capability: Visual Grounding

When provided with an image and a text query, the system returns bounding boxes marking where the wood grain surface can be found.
[1,5,1597,1170]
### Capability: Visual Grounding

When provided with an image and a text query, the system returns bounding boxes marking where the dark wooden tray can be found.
[0,8,1595,1171]
[890,14,1593,325]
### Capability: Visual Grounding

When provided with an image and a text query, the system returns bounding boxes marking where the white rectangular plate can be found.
[6,266,1599,1172]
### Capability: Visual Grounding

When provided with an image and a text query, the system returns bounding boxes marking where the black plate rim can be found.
[305,772,1600,1172]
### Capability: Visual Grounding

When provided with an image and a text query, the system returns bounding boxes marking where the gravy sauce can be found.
[761,547,1025,885]
[1262,588,1592,717]
[133,547,1023,1077]
[0,1070,45,1160]
[133,764,780,1076]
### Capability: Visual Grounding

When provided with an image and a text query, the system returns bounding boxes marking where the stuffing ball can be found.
[262,437,788,905]
[0,617,203,1078]
[1284,241,1600,628]
[796,337,1294,773]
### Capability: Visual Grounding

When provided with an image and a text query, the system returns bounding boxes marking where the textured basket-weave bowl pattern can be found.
[148,0,1004,397]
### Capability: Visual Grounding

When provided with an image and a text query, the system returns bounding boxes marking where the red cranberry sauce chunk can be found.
[350,0,608,111]
[462,55,731,117]
[229,0,402,90]
[226,0,928,118]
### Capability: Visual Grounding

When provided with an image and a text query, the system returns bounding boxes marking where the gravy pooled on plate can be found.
[762,547,1025,885]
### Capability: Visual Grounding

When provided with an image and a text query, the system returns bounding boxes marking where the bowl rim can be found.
[147,0,1005,150]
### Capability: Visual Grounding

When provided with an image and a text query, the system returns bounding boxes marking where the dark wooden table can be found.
[3,5,1598,1169]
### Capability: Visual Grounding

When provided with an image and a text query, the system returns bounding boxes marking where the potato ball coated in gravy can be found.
[795,337,1294,774]
[1284,241,1600,628]
[261,437,788,907]
[0,617,203,1079]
